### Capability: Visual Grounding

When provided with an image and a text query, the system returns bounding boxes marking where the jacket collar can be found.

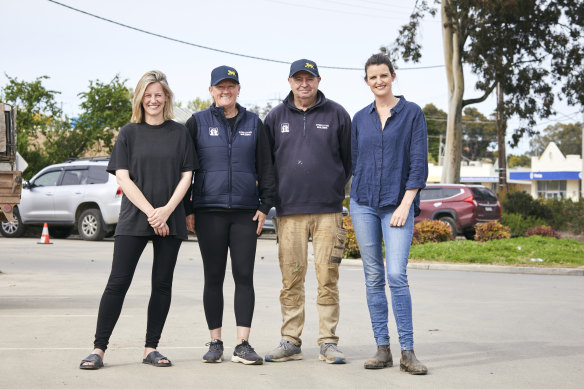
[283,90,327,113]
[367,95,407,115]
[210,102,246,119]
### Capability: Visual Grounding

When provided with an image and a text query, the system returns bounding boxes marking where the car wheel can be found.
[48,226,73,239]
[438,216,457,237]
[78,208,106,241]
[463,229,476,240]
[0,208,26,238]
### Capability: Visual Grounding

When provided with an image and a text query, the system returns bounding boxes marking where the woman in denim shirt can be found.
[350,53,428,374]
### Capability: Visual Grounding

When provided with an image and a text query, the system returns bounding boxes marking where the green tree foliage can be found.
[461,107,496,161]
[529,122,582,156]
[2,75,64,178]
[186,97,212,113]
[507,154,531,168]
[42,75,132,166]
[423,103,446,162]
[389,0,584,182]
[424,104,496,162]
[2,74,132,178]
[248,101,274,120]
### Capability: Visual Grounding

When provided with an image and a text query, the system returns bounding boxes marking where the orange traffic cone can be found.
[37,223,52,244]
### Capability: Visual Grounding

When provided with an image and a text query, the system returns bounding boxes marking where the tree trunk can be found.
[441,0,464,183]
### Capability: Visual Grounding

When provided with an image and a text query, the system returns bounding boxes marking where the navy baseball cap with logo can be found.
[210,65,239,86]
[289,59,320,78]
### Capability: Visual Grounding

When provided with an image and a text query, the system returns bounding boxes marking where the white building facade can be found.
[429,142,582,202]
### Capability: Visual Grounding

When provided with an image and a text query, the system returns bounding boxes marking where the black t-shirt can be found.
[107,120,198,239]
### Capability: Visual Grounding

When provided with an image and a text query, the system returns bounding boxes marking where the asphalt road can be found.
[1,237,583,388]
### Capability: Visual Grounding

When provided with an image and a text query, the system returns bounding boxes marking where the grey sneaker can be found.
[202,339,224,363]
[232,340,263,365]
[264,339,303,362]
[319,343,346,364]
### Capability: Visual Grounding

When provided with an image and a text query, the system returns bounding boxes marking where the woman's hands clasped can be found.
[148,206,172,236]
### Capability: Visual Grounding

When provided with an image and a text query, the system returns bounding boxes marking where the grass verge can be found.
[408,236,584,267]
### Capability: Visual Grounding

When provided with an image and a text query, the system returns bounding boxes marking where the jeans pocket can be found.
[330,227,347,264]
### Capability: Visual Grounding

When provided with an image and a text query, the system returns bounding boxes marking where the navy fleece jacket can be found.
[264,90,351,216]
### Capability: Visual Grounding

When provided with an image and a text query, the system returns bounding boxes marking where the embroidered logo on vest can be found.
[209,127,219,136]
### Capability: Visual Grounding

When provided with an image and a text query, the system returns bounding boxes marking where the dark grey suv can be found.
[0,157,122,240]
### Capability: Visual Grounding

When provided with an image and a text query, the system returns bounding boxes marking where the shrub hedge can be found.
[412,220,453,245]
[475,221,511,242]
[525,225,560,239]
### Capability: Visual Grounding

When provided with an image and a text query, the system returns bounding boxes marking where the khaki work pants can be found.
[277,212,346,346]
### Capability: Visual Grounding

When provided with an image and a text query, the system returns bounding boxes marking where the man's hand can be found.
[253,210,266,235]
[186,214,195,234]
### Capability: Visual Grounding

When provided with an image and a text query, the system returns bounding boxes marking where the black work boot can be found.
[400,350,428,375]
[364,345,393,369]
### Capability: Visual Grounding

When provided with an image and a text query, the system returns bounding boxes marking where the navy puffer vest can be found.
[192,104,259,209]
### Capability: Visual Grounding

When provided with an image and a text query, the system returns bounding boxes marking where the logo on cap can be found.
[228,70,236,76]
[305,63,314,69]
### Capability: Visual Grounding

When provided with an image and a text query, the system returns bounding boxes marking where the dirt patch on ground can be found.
[559,231,584,241]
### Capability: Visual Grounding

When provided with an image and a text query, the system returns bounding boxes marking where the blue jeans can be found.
[350,199,415,350]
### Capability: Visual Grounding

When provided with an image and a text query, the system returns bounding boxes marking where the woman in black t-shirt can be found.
[80,70,196,370]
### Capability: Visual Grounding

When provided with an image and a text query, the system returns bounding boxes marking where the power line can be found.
[296,0,415,15]
[263,0,412,20]
[47,0,444,71]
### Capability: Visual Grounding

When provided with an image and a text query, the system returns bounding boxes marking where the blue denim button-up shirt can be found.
[350,96,428,215]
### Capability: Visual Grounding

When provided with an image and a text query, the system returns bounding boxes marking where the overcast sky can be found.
[2,0,581,155]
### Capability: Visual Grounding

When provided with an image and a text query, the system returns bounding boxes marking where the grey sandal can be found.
[142,350,172,367]
[79,353,104,370]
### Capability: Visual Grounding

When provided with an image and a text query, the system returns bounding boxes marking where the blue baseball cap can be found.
[289,59,320,78]
[210,65,239,86]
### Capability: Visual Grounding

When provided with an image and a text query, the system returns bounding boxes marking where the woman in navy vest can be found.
[183,66,275,365]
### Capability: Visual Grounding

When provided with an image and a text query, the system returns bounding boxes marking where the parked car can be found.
[263,206,349,232]
[0,157,122,241]
[415,184,501,239]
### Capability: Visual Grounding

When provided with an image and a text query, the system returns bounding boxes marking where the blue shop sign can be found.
[509,171,582,180]
[461,176,499,182]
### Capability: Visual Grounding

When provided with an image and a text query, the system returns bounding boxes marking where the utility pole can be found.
[438,134,444,166]
[581,111,583,200]
[496,82,507,191]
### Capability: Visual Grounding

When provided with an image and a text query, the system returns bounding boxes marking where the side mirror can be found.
[22,181,32,189]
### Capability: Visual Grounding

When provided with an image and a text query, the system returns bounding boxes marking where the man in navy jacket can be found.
[263,59,351,364]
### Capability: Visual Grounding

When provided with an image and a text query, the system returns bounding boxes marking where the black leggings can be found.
[195,210,258,329]
[93,235,181,351]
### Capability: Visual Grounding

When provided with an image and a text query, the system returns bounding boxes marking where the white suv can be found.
[0,157,121,241]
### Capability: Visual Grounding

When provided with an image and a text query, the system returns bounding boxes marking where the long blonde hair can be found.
[131,70,174,123]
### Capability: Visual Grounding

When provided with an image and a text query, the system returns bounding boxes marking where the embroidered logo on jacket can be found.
[239,130,252,136]
[316,123,329,130]
[209,127,219,136]
[281,123,289,133]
